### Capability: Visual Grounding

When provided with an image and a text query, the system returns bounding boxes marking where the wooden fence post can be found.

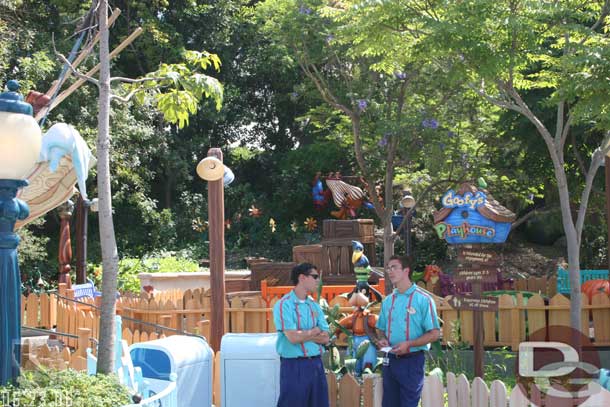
[326,373,338,407]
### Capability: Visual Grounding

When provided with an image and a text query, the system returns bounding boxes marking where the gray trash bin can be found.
[221,333,280,407]
[130,335,213,407]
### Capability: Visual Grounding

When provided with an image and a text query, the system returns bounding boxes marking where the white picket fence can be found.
[420,372,610,407]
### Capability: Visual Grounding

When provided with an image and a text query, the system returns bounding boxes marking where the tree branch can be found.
[503,83,556,150]
[54,44,99,88]
[299,60,352,117]
[588,0,610,34]
[109,76,163,83]
[575,148,604,244]
[109,87,141,103]
[555,101,564,146]
[571,129,588,176]
[559,114,572,154]
[381,80,409,220]
[510,206,555,230]
[468,82,522,112]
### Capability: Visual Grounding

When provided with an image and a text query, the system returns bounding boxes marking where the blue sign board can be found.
[434,188,512,244]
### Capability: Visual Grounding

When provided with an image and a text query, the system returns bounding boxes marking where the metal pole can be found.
[404,209,413,257]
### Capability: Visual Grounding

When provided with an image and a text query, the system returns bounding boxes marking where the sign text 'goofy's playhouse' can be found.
[432,184,515,244]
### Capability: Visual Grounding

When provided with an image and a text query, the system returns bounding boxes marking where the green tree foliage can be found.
[418,0,609,330]
[3,0,609,307]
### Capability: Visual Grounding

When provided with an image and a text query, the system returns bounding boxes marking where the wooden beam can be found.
[45,27,143,115]
[208,148,226,352]
[36,9,122,121]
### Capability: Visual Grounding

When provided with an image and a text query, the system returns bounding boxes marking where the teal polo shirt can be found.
[273,290,329,358]
[376,284,440,352]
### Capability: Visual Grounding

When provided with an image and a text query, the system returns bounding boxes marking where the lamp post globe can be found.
[0,80,42,385]
[0,80,41,179]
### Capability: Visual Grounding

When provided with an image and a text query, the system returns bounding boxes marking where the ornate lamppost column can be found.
[0,80,42,385]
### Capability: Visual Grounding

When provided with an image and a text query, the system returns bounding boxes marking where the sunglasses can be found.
[307,273,320,280]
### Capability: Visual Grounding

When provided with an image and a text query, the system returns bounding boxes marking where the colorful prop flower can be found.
[269,218,277,233]
[304,217,317,231]
[249,205,262,217]
[192,217,208,233]
[291,221,299,232]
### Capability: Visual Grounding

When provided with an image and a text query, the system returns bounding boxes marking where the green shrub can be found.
[90,254,200,294]
[0,368,131,407]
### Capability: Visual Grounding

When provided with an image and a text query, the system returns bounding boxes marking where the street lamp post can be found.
[0,80,42,385]
[400,190,416,257]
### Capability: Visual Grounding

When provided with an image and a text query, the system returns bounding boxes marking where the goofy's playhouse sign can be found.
[433,184,515,244]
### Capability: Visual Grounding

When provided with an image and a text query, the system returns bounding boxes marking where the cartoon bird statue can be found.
[326,172,374,219]
[334,292,379,376]
[311,171,331,210]
[351,240,382,302]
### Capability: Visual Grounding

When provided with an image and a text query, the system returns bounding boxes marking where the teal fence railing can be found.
[556,267,608,294]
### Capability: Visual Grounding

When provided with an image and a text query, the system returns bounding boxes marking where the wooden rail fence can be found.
[21,284,610,356]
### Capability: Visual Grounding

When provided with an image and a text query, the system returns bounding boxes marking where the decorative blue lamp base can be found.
[0,179,29,385]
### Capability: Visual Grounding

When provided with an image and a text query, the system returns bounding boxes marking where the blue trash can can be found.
[221,333,280,407]
[130,335,213,407]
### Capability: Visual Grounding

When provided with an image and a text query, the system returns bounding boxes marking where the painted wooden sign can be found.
[449,294,499,311]
[432,183,515,244]
[454,267,499,283]
[457,248,499,266]
[432,183,515,378]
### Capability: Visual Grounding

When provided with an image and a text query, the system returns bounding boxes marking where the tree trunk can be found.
[382,214,394,294]
[556,168,582,332]
[96,0,120,374]
[349,115,397,294]
[505,88,585,334]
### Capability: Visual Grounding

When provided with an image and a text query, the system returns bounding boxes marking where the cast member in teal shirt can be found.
[273,263,330,407]
[376,255,441,407]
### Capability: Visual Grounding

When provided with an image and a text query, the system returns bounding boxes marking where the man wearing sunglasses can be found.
[273,263,330,407]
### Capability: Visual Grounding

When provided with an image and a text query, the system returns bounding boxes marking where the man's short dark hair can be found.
[291,263,317,285]
[388,255,413,279]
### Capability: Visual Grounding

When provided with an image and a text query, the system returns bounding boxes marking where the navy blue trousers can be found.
[382,351,425,407]
[277,357,329,407]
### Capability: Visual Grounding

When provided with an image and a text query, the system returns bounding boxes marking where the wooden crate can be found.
[225,278,251,293]
[292,244,330,272]
[322,219,375,243]
[322,219,376,266]
[249,261,296,290]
